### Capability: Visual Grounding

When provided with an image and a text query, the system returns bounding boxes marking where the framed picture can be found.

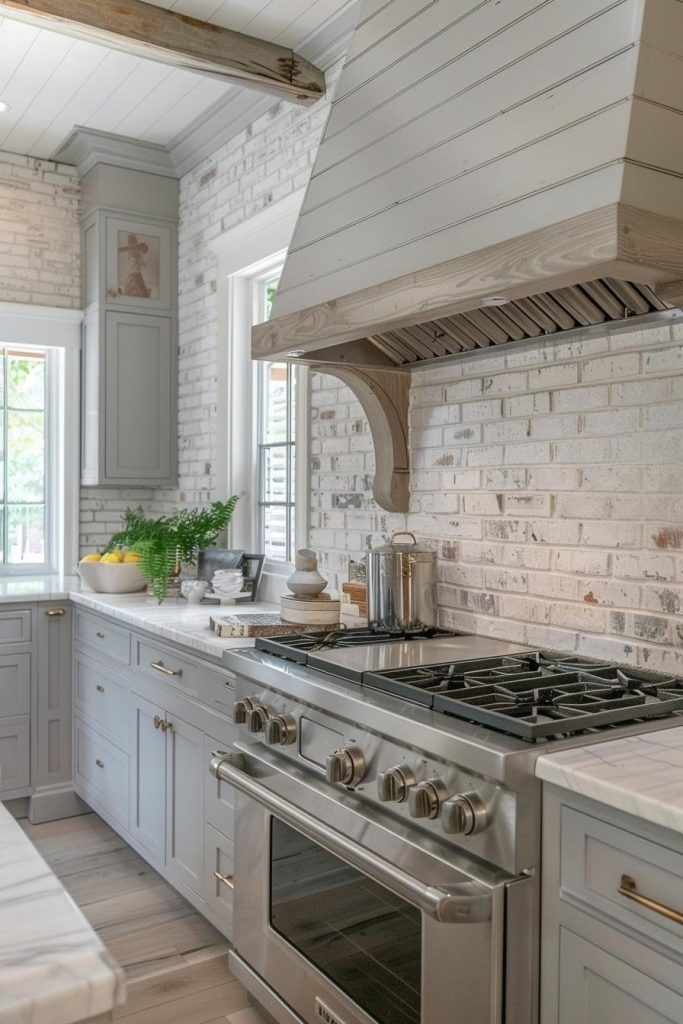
[105,216,174,311]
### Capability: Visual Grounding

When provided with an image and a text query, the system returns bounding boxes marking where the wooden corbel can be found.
[318,366,410,514]
[655,279,683,309]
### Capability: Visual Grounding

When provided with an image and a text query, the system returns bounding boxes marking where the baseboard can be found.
[28,784,90,824]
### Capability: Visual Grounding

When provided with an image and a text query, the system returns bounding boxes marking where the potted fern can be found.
[107,497,239,603]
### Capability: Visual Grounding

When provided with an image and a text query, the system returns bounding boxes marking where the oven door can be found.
[212,746,531,1024]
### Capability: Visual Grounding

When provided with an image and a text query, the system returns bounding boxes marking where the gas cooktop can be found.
[364,652,683,741]
[254,629,683,741]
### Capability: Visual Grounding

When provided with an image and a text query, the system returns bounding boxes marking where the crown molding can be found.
[54,126,178,179]
[51,1,359,181]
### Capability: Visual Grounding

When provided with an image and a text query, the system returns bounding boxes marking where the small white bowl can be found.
[78,560,146,594]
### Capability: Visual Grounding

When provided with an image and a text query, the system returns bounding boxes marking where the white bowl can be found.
[78,560,147,594]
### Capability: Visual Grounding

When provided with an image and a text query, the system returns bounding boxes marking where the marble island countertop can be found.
[0,575,279,660]
[536,725,683,835]
[0,803,124,1024]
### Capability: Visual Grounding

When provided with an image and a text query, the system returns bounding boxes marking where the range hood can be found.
[252,0,683,512]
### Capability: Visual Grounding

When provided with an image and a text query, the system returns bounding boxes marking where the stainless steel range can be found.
[210,628,683,1024]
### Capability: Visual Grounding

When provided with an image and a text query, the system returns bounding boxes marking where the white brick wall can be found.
[311,320,683,676]
[0,152,80,308]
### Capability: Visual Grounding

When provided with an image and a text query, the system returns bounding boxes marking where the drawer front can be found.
[0,652,30,717]
[74,716,130,828]
[74,653,129,747]
[205,732,237,839]
[561,805,683,953]
[75,611,130,665]
[0,609,31,645]
[134,637,233,715]
[204,822,234,939]
[0,716,30,792]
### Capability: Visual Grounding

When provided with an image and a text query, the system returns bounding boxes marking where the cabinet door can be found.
[129,693,166,864]
[0,717,30,792]
[166,712,205,898]
[104,311,174,483]
[559,928,683,1024]
[36,605,72,787]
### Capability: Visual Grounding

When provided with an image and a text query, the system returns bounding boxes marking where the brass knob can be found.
[245,704,270,733]
[45,608,66,617]
[325,747,366,789]
[408,779,448,820]
[234,698,256,725]
[154,715,163,730]
[441,792,488,835]
[377,765,416,803]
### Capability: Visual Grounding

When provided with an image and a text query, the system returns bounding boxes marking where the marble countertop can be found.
[0,575,278,660]
[0,803,124,1024]
[536,726,683,834]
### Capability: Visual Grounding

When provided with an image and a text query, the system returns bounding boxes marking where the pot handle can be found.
[390,531,418,548]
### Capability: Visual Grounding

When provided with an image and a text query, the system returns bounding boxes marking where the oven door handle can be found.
[210,751,492,924]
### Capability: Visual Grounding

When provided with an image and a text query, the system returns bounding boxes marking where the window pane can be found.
[7,504,45,564]
[8,410,45,503]
[262,504,288,562]
[8,353,45,409]
[262,445,288,503]
[0,411,4,504]
[262,363,289,443]
[264,276,279,320]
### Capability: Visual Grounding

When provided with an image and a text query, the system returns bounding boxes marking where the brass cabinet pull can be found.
[213,870,234,890]
[619,875,683,926]
[151,660,182,678]
[96,631,105,639]
[153,715,163,730]
[96,684,105,693]
[95,759,104,768]
[162,719,173,733]
[45,608,66,617]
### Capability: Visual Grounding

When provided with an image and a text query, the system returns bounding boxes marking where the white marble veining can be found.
[536,726,683,835]
[0,575,277,660]
[0,803,124,1024]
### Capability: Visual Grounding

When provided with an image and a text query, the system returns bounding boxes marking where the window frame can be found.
[0,303,81,576]
[210,191,310,599]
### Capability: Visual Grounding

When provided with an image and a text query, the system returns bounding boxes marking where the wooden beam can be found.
[0,0,325,105]
[653,279,683,309]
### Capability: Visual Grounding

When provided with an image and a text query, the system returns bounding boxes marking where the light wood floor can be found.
[19,812,269,1024]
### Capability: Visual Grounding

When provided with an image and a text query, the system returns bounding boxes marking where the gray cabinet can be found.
[35,604,72,789]
[541,784,683,1024]
[129,693,166,864]
[166,713,205,898]
[80,207,177,487]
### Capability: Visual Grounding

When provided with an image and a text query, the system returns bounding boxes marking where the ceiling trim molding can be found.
[209,187,306,273]
[54,126,178,178]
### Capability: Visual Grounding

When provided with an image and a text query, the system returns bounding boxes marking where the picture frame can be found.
[105,215,173,311]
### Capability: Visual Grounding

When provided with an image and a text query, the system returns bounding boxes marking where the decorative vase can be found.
[286,548,327,599]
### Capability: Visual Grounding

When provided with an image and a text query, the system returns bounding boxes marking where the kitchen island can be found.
[0,800,124,1024]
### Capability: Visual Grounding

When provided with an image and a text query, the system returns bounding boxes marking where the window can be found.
[0,347,49,568]
[255,273,297,564]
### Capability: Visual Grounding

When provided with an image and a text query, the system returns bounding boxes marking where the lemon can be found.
[81,552,101,562]
[123,552,141,563]
[101,550,123,564]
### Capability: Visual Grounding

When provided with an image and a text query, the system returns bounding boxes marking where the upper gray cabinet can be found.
[79,160,178,487]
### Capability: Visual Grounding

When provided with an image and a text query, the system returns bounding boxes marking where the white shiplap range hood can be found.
[253,0,683,512]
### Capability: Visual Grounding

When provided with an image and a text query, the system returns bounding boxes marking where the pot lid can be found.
[368,532,435,558]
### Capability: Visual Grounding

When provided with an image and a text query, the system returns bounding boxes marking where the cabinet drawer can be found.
[0,716,30,792]
[205,733,237,840]
[74,716,130,829]
[561,805,683,953]
[0,652,30,717]
[74,653,129,747]
[75,611,130,665]
[204,822,234,939]
[0,609,31,645]
[134,637,233,715]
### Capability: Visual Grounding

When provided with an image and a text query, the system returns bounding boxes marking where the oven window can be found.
[270,818,421,1024]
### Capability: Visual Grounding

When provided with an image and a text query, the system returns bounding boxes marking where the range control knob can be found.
[377,764,416,803]
[245,703,271,734]
[264,713,297,746]
[233,697,256,724]
[441,792,488,835]
[408,779,449,820]
[325,747,366,789]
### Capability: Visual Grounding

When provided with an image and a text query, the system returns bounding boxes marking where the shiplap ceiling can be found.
[0,0,355,161]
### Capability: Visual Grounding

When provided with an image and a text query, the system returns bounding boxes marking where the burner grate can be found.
[255,625,456,664]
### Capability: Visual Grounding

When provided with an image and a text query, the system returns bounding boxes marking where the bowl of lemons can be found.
[78,549,147,594]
